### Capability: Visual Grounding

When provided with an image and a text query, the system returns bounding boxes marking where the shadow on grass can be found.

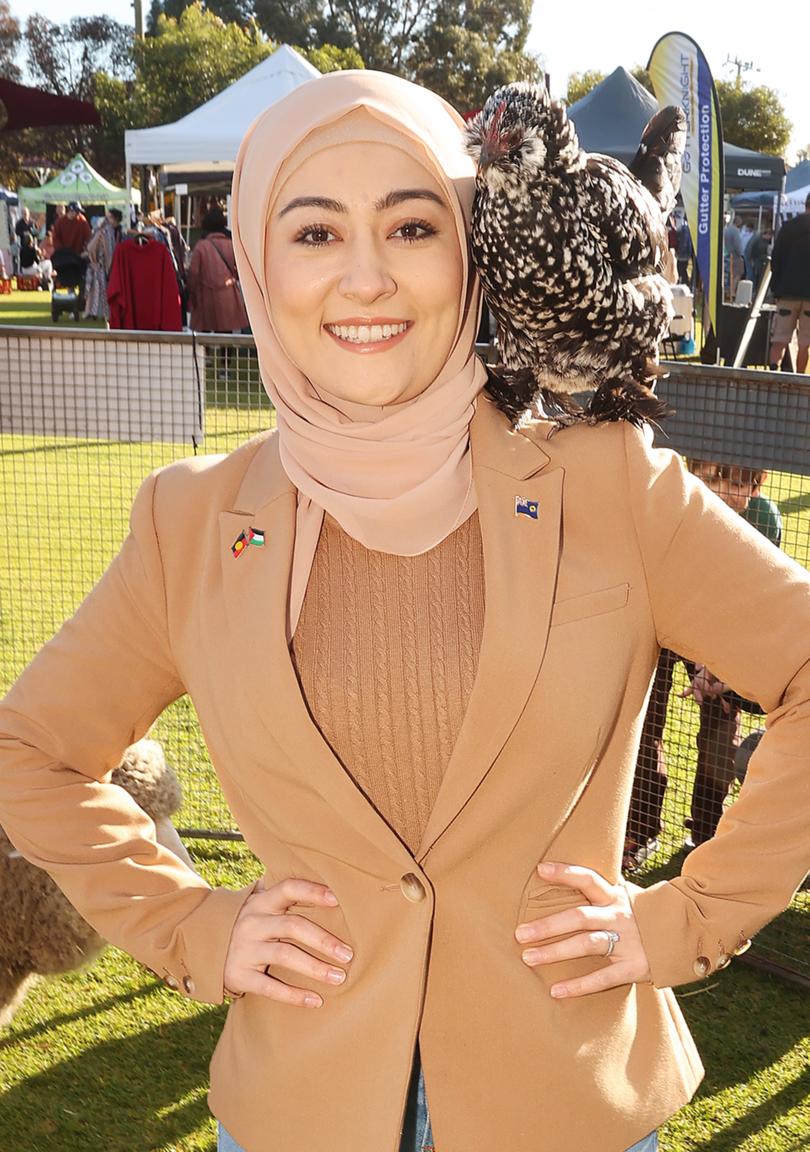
[692,1063,810,1152]
[0,1006,226,1152]
[0,982,159,1050]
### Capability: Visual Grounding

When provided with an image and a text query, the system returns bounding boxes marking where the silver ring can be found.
[603,930,620,958]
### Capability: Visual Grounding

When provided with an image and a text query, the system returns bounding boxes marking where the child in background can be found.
[623,461,782,870]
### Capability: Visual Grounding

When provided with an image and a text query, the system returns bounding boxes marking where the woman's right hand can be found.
[223,878,353,1006]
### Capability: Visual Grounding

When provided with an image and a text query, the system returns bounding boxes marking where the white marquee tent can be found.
[124,44,319,190]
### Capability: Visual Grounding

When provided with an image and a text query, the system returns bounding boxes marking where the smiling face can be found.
[265,140,464,406]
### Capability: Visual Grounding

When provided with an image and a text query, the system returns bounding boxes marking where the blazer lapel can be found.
[417,399,563,857]
[218,435,411,864]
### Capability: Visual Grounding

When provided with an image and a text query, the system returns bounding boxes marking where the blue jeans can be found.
[217,1059,659,1152]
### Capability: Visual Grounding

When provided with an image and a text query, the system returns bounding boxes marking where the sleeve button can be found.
[164,975,180,991]
[182,975,196,995]
[716,953,732,970]
[733,938,752,956]
[693,955,712,978]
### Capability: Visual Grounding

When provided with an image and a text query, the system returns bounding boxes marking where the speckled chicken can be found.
[467,83,687,406]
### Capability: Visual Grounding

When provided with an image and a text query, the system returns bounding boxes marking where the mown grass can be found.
[0,357,808,1150]
[0,288,106,328]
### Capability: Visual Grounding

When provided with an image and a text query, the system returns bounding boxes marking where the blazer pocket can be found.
[551,582,629,627]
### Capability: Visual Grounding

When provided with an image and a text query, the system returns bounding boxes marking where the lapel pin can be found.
[231,527,265,557]
[515,496,539,520]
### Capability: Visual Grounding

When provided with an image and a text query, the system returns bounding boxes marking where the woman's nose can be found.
[338,240,396,303]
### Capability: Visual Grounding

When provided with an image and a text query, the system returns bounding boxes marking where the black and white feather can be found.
[467,83,687,423]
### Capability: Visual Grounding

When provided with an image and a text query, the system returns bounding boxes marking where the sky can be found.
[7,0,809,162]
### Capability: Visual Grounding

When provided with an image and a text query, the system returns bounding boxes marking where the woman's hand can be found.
[223,878,353,1006]
[515,861,651,998]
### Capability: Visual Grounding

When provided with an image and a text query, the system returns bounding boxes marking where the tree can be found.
[564,70,604,106]
[25,15,133,102]
[300,44,364,73]
[132,5,273,128]
[411,0,541,111]
[715,79,792,155]
[0,0,21,82]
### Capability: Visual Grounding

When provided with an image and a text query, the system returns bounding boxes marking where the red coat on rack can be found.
[107,237,182,331]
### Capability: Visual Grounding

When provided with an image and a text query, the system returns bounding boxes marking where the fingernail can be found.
[515,925,533,943]
[324,889,338,905]
[522,949,543,965]
[327,968,346,984]
[304,994,323,1007]
[538,862,555,877]
[335,944,353,962]
[550,985,567,998]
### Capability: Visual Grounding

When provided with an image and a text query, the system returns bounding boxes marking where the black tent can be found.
[567,67,786,192]
[785,159,810,193]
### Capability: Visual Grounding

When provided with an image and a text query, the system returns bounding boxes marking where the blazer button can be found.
[733,938,752,956]
[164,975,180,991]
[182,975,196,995]
[400,873,426,902]
[693,955,712,978]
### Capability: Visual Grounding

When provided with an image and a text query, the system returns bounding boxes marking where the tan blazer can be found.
[1,397,808,1152]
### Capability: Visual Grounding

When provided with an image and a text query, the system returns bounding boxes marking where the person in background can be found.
[18,231,53,289]
[624,461,782,870]
[723,213,745,300]
[187,207,249,333]
[767,193,810,373]
[52,200,91,257]
[84,208,123,323]
[745,226,772,295]
[14,206,37,246]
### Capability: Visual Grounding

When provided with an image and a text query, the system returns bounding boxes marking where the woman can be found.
[84,208,123,321]
[0,70,808,1152]
[187,207,249,332]
[18,230,52,288]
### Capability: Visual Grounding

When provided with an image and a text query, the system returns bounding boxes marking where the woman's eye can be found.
[391,219,437,243]
[296,225,335,246]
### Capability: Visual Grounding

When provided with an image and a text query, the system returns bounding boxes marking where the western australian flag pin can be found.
[515,496,539,520]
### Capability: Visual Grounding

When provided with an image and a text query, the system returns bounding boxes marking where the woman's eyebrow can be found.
[277,188,448,218]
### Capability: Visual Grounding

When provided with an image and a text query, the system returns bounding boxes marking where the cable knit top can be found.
[291,511,485,852]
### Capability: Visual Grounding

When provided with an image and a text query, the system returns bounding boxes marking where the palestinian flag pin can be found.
[231,527,265,557]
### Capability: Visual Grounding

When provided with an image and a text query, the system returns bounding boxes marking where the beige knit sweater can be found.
[291,511,485,852]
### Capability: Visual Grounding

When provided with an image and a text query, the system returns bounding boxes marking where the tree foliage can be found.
[715,79,791,156]
[132,4,272,128]
[152,0,541,112]
[564,69,605,106]
[0,0,21,82]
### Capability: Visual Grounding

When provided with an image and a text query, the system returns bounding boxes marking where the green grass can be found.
[0,286,106,328]
[0,359,808,1150]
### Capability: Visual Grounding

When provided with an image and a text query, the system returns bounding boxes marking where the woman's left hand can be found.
[515,861,652,998]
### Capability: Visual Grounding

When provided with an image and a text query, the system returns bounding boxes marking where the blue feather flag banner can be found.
[515,496,539,519]
[647,31,724,342]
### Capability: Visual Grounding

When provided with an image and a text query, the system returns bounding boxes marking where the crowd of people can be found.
[3,198,250,334]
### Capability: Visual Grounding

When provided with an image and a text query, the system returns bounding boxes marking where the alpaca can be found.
[0,738,194,1026]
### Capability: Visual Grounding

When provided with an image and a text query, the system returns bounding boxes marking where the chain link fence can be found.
[0,331,807,982]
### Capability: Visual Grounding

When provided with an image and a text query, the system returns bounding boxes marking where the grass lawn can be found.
[0,286,106,328]
[0,334,807,1150]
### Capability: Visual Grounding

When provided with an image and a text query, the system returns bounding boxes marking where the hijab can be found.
[231,69,487,636]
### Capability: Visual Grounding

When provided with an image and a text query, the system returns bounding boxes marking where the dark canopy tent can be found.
[0,78,100,132]
[567,67,785,192]
[785,159,810,193]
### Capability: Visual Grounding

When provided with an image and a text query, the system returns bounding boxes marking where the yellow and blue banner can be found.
[648,32,724,343]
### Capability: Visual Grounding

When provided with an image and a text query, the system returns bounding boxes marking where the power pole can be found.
[133,0,144,39]
[724,55,757,86]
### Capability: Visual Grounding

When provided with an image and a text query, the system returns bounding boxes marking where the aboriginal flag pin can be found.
[231,526,265,557]
[514,496,539,520]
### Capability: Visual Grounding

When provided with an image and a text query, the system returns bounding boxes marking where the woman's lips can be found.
[324,320,412,353]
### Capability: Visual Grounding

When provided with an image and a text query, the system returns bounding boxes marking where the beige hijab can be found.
[231,70,486,636]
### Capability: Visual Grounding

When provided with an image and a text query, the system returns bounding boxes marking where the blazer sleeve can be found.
[621,424,810,988]
[0,471,252,1004]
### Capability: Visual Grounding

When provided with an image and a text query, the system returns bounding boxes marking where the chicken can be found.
[466,82,687,419]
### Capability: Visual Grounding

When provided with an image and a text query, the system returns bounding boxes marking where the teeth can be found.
[327,322,408,344]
